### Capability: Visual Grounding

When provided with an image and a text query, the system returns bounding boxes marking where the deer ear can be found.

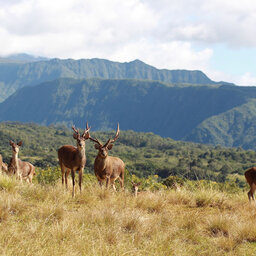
[107,144,113,150]
[95,144,100,149]
[17,141,22,147]
[73,133,79,140]
[83,133,90,140]
[9,140,13,146]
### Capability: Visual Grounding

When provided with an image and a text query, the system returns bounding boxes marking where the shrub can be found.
[0,174,17,192]
[162,175,185,189]
[36,167,61,185]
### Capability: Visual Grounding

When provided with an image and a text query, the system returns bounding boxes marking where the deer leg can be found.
[71,169,75,197]
[111,179,117,192]
[60,162,65,185]
[28,175,33,183]
[248,190,252,201]
[106,175,110,190]
[251,184,256,203]
[78,169,83,194]
[248,184,256,203]
[65,169,70,190]
[17,172,22,182]
[118,176,124,190]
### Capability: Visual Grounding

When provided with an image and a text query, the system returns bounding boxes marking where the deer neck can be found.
[77,146,85,159]
[134,187,138,197]
[96,154,108,168]
[11,151,19,165]
[9,151,19,174]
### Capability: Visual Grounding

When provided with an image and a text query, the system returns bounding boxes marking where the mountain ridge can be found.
[0,55,231,102]
[0,77,255,149]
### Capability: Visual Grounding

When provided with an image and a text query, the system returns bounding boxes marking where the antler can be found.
[81,121,91,138]
[88,134,102,146]
[103,123,120,147]
[86,122,101,145]
[72,125,80,139]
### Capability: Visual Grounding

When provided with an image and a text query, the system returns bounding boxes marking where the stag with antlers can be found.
[8,141,35,183]
[89,123,125,190]
[58,122,90,197]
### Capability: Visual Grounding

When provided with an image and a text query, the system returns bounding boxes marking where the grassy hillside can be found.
[0,58,217,102]
[0,174,255,256]
[0,122,255,185]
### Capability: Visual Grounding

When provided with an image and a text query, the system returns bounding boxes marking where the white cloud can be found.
[0,0,255,85]
[237,72,256,86]
[204,70,256,86]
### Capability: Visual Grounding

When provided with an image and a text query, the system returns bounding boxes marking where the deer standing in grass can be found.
[58,123,90,197]
[89,124,125,190]
[8,141,35,183]
[244,167,256,202]
[132,181,141,197]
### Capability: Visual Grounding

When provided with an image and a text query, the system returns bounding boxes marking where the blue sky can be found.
[210,45,256,76]
[0,0,255,85]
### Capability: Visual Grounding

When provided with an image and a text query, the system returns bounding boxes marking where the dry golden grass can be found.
[0,174,255,256]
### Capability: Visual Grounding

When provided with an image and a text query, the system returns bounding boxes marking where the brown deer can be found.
[0,154,8,174]
[0,154,3,173]
[8,140,35,183]
[58,123,90,197]
[244,167,256,202]
[132,181,141,197]
[89,124,125,190]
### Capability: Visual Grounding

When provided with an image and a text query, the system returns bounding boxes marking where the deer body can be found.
[245,167,256,201]
[8,141,35,183]
[94,154,125,190]
[89,124,125,190]
[1,162,8,174]
[58,123,90,197]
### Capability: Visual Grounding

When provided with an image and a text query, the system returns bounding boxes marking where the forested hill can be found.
[0,122,253,183]
[1,78,256,149]
[0,57,225,102]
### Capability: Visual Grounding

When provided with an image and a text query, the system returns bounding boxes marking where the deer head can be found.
[72,122,91,150]
[9,140,22,154]
[89,123,120,158]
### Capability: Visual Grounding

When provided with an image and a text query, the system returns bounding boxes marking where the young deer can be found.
[132,181,141,197]
[89,124,125,190]
[58,123,90,197]
[244,167,256,202]
[8,141,35,183]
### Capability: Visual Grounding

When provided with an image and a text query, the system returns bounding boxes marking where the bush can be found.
[162,175,185,189]
[36,167,61,185]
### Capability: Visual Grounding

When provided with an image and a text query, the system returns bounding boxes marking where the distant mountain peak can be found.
[0,53,50,63]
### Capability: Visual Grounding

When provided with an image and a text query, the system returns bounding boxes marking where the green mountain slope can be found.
[185,98,256,149]
[0,78,255,148]
[0,57,223,102]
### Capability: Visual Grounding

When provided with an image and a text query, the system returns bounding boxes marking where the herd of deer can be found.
[1,122,256,201]
[0,122,126,197]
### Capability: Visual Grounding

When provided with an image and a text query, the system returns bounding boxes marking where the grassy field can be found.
[0,174,255,256]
